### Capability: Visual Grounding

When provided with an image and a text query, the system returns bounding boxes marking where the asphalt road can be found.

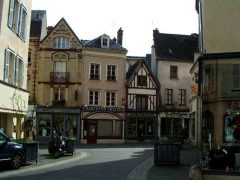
[1,144,153,180]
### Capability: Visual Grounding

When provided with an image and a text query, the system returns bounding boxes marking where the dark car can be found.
[0,132,25,169]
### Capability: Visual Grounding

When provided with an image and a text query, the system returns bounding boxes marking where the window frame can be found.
[106,91,116,107]
[178,89,186,106]
[165,89,173,105]
[107,64,117,81]
[170,66,178,79]
[53,37,70,49]
[89,90,100,106]
[137,75,147,86]
[89,63,100,80]
[136,95,148,110]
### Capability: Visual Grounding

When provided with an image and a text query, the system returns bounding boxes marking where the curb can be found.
[0,151,90,179]
[127,155,154,180]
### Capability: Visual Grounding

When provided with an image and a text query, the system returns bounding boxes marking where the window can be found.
[137,75,147,86]
[28,53,31,63]
[8,0,28,40]
[178,89,186,106]
[4,48,24,87]
[53,61,67,82]
[106,91,116,106]
[233,64,240,89]
[204,64,215,92]
[90,63,100,80]
[101,36,109,48]
[53,88,65,101]
[18,5,27,40]
[53,37,70,49]
[136,95,147,110]
[107,65,117,81]
[170,66,178,79]
[165,89,173,105]
[89,90,99,105]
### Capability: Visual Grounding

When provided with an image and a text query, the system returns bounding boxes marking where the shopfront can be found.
[125,112,158,142]
[36,107,80,144]
[80,106,125,144]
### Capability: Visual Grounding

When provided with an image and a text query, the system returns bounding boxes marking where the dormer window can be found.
[101,36,109,48]
[53,37,70,49]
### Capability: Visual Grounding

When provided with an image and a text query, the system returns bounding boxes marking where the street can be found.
[0,144,153,180]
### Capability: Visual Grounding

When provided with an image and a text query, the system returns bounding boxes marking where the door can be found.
[87,122,97,144]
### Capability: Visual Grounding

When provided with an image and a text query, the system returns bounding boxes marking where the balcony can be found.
[52,99,66,106]
[50,72,69,83]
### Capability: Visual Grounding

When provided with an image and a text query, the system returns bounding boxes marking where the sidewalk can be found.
[147,143,200,180]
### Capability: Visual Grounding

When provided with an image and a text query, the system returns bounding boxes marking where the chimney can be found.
[117,27,123,46]
[113,37,117,42]
[47,26,54,34]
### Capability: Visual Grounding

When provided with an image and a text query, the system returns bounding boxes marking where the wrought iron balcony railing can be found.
[50,72,69,83]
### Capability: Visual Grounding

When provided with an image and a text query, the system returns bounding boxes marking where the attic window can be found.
[101,36,109,48]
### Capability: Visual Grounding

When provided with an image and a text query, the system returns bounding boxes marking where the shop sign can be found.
[81,105,125,112]
[166,112,189,118]
[126,112,157,117]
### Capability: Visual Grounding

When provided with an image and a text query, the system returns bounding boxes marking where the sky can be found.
[32,0,198,56]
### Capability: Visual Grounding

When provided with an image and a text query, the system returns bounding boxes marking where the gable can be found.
[127,61,160,89]
[41,18,82,46]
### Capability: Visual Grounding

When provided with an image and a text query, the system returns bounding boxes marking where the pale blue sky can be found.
[32,0,198,56]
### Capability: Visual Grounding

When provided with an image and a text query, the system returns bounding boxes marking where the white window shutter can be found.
[8,0,14,28]
[4,49,10,82]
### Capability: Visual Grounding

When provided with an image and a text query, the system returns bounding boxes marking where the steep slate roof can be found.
[153,29,198,62]
[84,34,127,51]
[126,60,160,88]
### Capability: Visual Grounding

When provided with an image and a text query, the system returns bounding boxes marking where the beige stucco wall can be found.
[81,50,126,107]
[201,0,240,53]
[157,60,193,107]
[0,0,31,112]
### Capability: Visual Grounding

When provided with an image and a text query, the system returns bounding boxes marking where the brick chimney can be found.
[47,26,54,34]
[117,27,123,46]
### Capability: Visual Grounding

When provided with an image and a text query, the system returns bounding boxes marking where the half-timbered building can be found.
[126,60,160,142]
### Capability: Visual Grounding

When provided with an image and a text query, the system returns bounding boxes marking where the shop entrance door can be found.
[87,122,97,144]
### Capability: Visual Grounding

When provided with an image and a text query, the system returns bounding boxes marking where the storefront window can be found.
[224,112,240,143]
[52,114,65,136]
[65,115,77,138]
[114,120,121,137]
[146,120,153,136]
[39,114,51,136]
[127,118,137,137]
[98,120,112,137]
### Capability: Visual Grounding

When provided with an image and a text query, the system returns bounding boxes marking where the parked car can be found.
[0,132,25,169]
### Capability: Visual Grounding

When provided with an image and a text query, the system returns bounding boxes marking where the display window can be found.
[224,112,240,143]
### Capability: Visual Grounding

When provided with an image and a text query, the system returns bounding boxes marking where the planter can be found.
[19,141,39,164]
[65,139,76,155]
[154,143,180,165]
